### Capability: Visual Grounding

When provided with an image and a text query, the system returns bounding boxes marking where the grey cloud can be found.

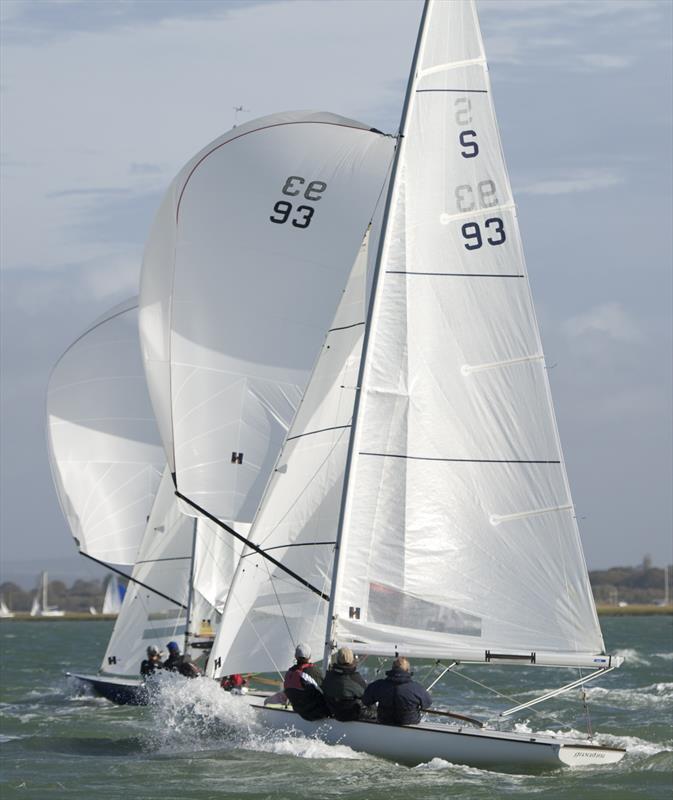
[47,187,132,199]
[1,0,274,45]
[129,162,163,176]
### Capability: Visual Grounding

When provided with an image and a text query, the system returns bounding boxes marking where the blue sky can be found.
[1,0,671,580]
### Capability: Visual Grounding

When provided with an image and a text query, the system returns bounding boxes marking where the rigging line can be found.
[443,665,570,730]
[256,424,351,549]
[174,490,330,602]
[79,552,187,609]
[359,453,561,464]
[328,322,365,333]
[240,541,336,559]
[286,424,351,443]
[264,560,296,650]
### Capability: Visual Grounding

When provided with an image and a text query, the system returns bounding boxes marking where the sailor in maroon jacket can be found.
[283,643,329,721]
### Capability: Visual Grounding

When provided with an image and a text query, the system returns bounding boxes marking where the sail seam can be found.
[416,88,488,94]
[359,453,561,464]
[386,271,524,278]
[240,541,337,559]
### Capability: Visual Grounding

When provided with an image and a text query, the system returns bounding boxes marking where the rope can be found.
[443,665,572,731]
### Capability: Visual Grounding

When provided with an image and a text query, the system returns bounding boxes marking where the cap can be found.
[336,646,354,666]
[166,641,180,653]
[294,642,311,660]
[147,645,160,657]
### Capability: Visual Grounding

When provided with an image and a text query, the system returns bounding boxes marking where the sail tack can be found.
[140,111,394,524]
[328,0,604,665]
[47,299,164,566]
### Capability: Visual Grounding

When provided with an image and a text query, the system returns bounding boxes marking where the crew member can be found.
[282,642,329,721]
[362,656,431,725]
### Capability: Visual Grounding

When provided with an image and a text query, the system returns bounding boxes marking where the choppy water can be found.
[1,616,671,799]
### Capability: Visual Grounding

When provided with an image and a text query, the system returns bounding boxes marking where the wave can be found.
[513,722,670,758]
[613,648,651,666]
[584,682,673,710]
[143,673,363,762]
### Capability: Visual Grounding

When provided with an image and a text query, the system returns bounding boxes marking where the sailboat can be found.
[0,596,15,619]
[101,574,126,615]
[48,299,235,702]
[206,0,626,768]
[29,572,65,617]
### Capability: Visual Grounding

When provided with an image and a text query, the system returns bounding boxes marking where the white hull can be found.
[249,702,625,769]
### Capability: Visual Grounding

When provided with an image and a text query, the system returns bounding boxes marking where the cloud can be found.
[562,303,644,343]
[516,169,624,197]
[576,53,633,70]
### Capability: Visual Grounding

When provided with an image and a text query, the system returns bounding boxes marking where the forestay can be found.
[139,111,394,524]
[47,299,164,566]
[209,234,375,677]
[329,0,605,667]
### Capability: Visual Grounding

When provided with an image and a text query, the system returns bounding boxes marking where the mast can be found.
[42,571,47,612]
[183,517,198,653]
[322,0,432,668]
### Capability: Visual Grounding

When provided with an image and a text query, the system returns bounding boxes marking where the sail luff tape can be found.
[439,202,515,226]
[490,504,573,527]
[418,57,485,78]
[461,354,544,376]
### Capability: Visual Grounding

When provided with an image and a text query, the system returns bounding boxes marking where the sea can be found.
[1,616,671,800]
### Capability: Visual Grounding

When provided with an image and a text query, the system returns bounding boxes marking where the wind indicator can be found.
[233,105,250,127]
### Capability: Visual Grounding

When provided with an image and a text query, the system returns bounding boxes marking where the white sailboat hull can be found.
[249,703,625,769]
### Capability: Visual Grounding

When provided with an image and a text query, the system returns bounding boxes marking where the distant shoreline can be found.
[1,606,672,622]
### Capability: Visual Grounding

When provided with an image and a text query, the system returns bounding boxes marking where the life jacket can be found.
[284,662,319,692]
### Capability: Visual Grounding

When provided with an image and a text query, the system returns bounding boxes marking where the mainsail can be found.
[328,0,606,667]
[47,299,164,566]
[139,111,395,524]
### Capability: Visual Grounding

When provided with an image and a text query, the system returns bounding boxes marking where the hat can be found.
[294,642,311,660]
[336,647,354,666]
[166,641,180,653]
[147,645,160,657]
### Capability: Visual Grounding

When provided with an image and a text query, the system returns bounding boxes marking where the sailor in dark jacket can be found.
[140,645,163,677]
[283,642,329,721]
[362,656,432,725]
[163,641,201,678]
[322,647,367,721]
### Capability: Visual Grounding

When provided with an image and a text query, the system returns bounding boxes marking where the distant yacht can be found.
[30,571,65,617]
[0,596,14,618]
[101,574,125,616]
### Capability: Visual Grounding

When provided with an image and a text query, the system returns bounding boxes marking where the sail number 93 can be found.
[461,217,506,250]
[269,176,327,229]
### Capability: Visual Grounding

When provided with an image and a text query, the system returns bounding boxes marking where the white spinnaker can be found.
[47,299,164,566]
[139,111,394,524]
[209,234,374,677]
[101,469,193,678]
[330,0,604,664]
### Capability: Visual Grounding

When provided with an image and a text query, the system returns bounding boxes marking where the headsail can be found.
[327,0,606,668]
[209,232,376,676]
[139,111,395,524]
[47,299,164,566]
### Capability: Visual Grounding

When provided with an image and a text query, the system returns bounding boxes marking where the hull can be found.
[68,672,149,705]
[250,703,625,769]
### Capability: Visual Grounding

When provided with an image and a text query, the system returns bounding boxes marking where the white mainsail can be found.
[327,0,606,667]
[209,232,376,676]
[47,299,164,566]
[139,111,395,524]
